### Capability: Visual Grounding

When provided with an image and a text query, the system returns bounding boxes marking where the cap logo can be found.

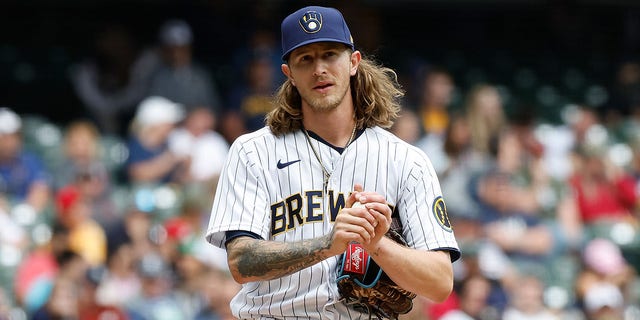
[299,11,322,33]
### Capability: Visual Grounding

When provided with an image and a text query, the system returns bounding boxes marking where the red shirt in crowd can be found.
[569,174,637,224]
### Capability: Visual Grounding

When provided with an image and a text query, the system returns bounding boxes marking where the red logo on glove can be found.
[344,243,368,275]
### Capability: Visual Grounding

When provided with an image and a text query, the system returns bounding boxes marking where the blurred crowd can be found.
[1,15,640,320]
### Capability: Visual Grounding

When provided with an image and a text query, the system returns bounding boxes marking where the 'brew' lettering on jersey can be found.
[270,189,399,236]
[271,189,348,236]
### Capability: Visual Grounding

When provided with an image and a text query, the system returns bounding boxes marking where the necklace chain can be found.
[303,124,357,195]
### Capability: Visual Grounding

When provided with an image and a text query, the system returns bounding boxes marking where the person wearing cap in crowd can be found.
[148,19,222,112]
[0,107,51,213]
[167,106,229,184]
[576,237,636,318]
[55,184,107,266]
[125,95,189,185]
[206,5,459,318]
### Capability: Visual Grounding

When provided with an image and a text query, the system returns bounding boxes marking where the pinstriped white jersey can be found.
[206,126,459,319]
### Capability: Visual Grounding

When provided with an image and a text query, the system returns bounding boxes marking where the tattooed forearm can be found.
[227,235,333,281]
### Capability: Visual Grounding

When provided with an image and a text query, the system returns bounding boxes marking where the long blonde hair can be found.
[465,84,506,154]
[266,56,404,135]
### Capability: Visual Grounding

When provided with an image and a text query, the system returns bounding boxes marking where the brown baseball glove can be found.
[337,229,417,319]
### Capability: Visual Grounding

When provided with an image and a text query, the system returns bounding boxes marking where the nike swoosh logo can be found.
[277,159,301,169]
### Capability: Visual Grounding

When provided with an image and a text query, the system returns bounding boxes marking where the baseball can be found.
[352,201,365,208]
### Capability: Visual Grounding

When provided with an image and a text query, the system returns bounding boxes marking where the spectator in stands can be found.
[576,238,636,311]
[415,66,455,137]
[553,104,635,246]
[105,187,163,260]
[564,145,638,227]
[96,244,142,308]
[163,193,230,272]
[167,107,229,185]
[31,277,79,320]
[157,215,192,266]
[556,143,638,242]
[55,120,108,189]
[566,104,600,147]
[503,275,559,320]
[55,184,107,267]
[0,107,51,214]
[230,29,284,87]
[414,68,457,176]
[227,53,278,132]
[434,113,487,243]
[13,242,58,314]
[55,120,119,229]
[470,127,566,296]
[78,266,128,320]
[606,61,640,126]
[439,274,495,320]
[474,128,556,257]
[126,252,188,320]
[194,268,241,320]
[0,202,28,254]
[218,110,247,145]
[70,23,160,136]
[148,19,222,112]
[54,249,89,287]
[125,96,189,185]
[389,108,422,145]
[465,84,507,155]
[581,282,625,320]
[173,237,211,319]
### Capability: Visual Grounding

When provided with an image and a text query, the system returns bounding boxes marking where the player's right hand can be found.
[326,184,379,255]
[348,186,393,253]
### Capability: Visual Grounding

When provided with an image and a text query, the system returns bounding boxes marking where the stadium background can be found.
[2,0,640,319]
[3,0,640,123]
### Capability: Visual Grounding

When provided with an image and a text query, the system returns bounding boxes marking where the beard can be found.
[301,81,350,113]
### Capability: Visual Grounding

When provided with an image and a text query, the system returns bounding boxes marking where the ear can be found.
[350,51,361,76]
[281,63,295,86]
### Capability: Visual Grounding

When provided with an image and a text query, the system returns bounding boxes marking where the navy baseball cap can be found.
[281,6,354,61]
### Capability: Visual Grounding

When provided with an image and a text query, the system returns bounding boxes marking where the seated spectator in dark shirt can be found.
[0,107,51,213]
[125,96,189,185]
[227,53,278,131]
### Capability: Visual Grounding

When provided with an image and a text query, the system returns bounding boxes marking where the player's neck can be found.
[302,105,356,147]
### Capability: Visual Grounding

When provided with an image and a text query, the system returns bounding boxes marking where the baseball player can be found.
[206,5,460,319]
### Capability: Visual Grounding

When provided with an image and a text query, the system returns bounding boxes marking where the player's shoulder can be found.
[230,127,299,152]
[368,127,429,158]
[231,127,276,146]
[368,126,405,142]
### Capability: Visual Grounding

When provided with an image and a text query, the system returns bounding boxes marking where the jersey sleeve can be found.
[206,138,271,248]
[397,149,460,262]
